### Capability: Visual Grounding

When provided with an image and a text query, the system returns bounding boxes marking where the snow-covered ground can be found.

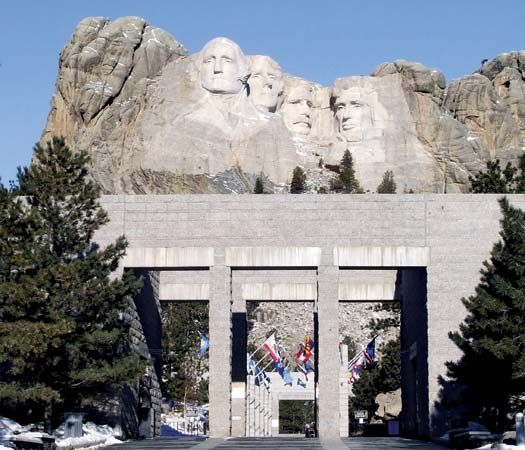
[161,408,208,437]
[0,416,123,450]
[55,422,122,450]
[473,445,525,449]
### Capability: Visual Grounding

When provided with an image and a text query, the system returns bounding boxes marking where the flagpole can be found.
[259,358,275,372]
[247,333,275,361]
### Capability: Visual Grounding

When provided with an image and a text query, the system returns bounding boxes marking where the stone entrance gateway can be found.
[94,194,525,439]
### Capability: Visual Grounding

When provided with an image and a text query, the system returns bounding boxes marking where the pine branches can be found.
[0,137,144,426]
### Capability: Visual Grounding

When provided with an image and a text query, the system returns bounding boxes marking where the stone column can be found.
[317,262,340,438]
[271,394,279,436]
[231,280,247,436]
[339,343,349,437]
[209,261,231,438]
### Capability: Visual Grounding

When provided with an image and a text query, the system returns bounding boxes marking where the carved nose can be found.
[213,60,224,73]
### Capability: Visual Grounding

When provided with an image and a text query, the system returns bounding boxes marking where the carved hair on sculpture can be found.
[199,37,250,95]
[247,55,284,113]
[279,78,314,135]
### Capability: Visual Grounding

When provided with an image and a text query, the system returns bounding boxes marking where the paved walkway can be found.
[107,436,446,449]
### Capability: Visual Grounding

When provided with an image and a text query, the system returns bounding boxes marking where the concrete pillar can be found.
[209,263,231,437]
[271,395,279,436]
[339,343,349,437]
[317,263,340,438]
[231,281,247,436]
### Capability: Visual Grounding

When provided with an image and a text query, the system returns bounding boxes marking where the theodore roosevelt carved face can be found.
[200,37,249,95]
[248,55,283,112]
[280,82,314,135]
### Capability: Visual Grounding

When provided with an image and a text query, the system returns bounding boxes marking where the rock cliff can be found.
[42,17,524,193]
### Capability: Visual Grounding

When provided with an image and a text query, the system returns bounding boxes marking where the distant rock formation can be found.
[42,17,524,193]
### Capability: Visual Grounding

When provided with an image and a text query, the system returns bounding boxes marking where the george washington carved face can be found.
[200,37,249,95]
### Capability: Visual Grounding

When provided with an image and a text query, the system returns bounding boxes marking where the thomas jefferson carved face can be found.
[280,83,313,135]
[332,87,370,140]
[248,56,283,112]
[200,38,249,94]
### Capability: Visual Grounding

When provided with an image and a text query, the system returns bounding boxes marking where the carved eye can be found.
[336,104,345,110]
[252,73,261,79]
[307,101,313,108]
[222,57,233,63]
[350,101,362,108]
[268,74,276,80]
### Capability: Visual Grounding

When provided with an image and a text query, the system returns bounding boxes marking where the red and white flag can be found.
[263,334,280,362]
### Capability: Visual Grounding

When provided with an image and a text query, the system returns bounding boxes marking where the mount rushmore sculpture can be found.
[42,16,525,193]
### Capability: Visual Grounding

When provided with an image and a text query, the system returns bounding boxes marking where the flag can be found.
[263,334,281,363]
[198,331,209,358]
[274,359,293,386]
[304,359,315,374]
[295,336,315,381]
[364,338,376,365]
[304,335,315,353]
[248,358,271,391]
[348,337,376,384]
[294,344,310,364]
[348,352,365,384]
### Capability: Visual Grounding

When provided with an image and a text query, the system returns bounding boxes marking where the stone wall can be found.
[93,194,525,438]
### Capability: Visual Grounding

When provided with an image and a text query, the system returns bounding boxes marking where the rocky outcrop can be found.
[443,74,521,159]
[41,17,525,193]
[372,61,489,192]
[42,16,187,193]
[478,51,525,141]
[375,389,402,421]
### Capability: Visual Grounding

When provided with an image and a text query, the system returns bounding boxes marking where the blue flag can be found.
[198,331,209,358]
[273,360,293,386]
[364,338,376,365]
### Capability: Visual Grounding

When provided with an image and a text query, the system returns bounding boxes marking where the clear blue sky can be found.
[1,0,524,184]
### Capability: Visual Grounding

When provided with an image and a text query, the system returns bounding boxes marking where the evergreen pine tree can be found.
[349,301,401,425]
[332,150,362,193]
[469,159,518,193]
[349,339,401,422]
[161,302,208,402]
[0,138,144,427]
[377,170,397,193]
[290,166,306,194]
[446,197,525,431]
[254,176,264,194]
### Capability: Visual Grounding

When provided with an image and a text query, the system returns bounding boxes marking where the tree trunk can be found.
[44,401,53,433]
